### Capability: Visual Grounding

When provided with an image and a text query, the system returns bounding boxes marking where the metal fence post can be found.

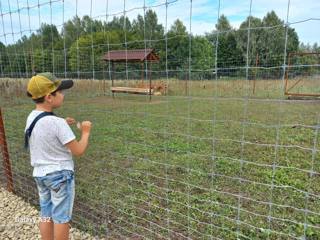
[0,107,14,192]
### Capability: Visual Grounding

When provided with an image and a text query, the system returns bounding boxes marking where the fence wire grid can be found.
[0,0,320,239]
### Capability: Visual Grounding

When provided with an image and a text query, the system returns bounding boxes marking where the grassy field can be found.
[1,78,320,239]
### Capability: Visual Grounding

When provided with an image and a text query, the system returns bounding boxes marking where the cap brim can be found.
[57,80,74,91]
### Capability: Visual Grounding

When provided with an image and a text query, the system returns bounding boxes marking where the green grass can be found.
[1,79,320,239]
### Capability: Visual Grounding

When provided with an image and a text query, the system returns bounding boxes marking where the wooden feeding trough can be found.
[103,48,160,100]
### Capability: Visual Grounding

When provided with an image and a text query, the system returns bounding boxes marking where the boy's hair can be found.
[27,90,58,103]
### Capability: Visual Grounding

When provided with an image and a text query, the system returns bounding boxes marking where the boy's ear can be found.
[44,94,53,103]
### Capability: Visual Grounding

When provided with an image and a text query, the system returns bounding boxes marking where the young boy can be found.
[25,72,92,240]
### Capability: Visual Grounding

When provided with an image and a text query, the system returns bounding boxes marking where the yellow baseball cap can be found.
[27,72,73,99]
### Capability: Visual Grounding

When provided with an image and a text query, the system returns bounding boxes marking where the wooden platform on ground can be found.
[111,87,154,95]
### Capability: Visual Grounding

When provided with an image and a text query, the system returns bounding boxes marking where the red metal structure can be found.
[0,108,14,192]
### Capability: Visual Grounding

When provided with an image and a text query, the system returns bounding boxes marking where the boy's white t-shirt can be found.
[25,110,76,177]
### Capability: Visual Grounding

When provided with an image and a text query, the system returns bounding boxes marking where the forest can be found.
[0,10,319,79]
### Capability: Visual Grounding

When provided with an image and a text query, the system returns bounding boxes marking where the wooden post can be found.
[0,108,14,193]
[149,61,152,81]
[185,72,188,96]
[111,61,114,98]
[141,61,144,84]
[253,53,259,95]
[149,61,152,101]
[103,61,106,96]
[284,53,292,96]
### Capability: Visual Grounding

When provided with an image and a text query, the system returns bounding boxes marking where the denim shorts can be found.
[34,170,75,224]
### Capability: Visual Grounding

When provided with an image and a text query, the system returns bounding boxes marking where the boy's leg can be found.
[54,223,70,240]
[39,218,54,240]
[34,177,54,240]
[49,170,75,239]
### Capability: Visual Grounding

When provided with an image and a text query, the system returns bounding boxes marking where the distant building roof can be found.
[102,49,160,62]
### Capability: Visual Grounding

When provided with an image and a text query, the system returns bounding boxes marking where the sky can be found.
[0,0,319,46]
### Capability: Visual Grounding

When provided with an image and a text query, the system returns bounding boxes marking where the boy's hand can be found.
[79,121,92,133]
[65,117,76,125]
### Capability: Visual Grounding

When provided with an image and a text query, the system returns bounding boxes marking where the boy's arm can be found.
[65,121,92,157]
[65,117,76,125]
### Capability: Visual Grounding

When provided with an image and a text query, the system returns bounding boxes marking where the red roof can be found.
[103,49,160,62]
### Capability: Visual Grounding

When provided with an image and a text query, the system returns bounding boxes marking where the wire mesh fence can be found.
[0,0,320,239]
[285,52,320,97]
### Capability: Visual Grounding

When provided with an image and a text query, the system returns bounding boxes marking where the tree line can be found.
[0,10,319,80]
